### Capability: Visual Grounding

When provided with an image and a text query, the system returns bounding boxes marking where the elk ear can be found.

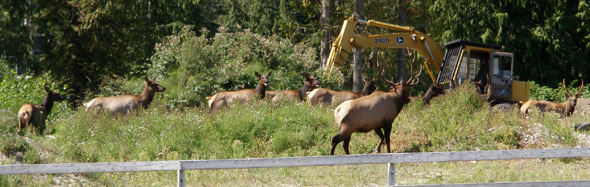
[144,76,152,85]
[44,85,49,92]
[255,71,261,77]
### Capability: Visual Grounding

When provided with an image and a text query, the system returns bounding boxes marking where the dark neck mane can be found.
[138,87,155,108]
[256,82,266,99]
[41,94,55,114]
[299,83,311,101]
[565,101,576,116]
[360,82,375,96]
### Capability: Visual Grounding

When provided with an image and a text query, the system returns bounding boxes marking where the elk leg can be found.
[330,134,342,155]
[374,128,385,153]
[342,136,351,155]
[384,122,393,153]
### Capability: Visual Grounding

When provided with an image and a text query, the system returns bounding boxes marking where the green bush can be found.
[529,80,589,102]
[0,70,71,114]
[148,26,344,108]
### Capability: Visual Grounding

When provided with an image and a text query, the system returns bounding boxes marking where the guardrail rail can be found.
[2,148,590,186]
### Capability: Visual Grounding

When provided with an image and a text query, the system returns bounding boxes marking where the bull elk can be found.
[520,79,584,117]
[307,77,376,106]
[17,86,67,132]
[266,73,320,103]
[207,71,271,112]
[330,57,421,155]
[84,77,166,115]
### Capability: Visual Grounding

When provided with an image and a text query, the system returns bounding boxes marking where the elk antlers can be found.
[563,78,584,97]
[375,49,422,88]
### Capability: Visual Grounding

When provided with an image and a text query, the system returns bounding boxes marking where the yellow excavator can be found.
[327,16,529,103]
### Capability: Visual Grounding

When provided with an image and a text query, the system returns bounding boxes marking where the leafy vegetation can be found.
[1,81,590,185]
[148,26,331,108]
[2,0,590,185]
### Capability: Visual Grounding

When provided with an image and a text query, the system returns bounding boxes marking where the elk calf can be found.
[330,58,421,155]
[18,86,66,132]
[520,79,583,117]
[266,73,320,103]
[84,77,166,115]
[307,77,376,106]
[207,71,271,112]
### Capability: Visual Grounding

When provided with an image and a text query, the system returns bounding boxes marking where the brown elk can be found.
[520,79,584,117]
[266,73,320,103]
[330,57,421,155]
[84,77,166,115]
[17,86,67,132]
[423,83,444,104]
[307,77,376,106]
[207,71,271,112]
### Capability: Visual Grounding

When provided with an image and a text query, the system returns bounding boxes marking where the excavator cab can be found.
[436,40,529,103]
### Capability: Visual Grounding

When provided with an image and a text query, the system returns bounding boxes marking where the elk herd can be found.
[14,54,586,156]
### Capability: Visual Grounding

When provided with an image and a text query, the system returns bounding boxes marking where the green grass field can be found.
[1,83,590,186]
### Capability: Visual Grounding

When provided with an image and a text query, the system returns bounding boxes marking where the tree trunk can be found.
[352,0,363,92]
[397,0,408,82]
[320,0,333,68]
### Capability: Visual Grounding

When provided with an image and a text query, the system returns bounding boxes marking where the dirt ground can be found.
[575,98,590,116]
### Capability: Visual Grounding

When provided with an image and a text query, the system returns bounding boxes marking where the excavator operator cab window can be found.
[490,52,514,98]
[470,51,489,94]
[456,50,489,93]
[492,56,512,78]
[456,51,468,86]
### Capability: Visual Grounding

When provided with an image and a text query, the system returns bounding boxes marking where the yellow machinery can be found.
[327,16,529,103]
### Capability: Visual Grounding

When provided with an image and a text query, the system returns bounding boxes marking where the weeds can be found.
[1,79,589,185]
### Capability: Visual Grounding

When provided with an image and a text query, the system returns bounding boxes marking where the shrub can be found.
[0,70,70,114]
[529,80,589,102]
[148,26,344,108]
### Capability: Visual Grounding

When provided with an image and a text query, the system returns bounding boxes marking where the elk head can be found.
[43,85,67,103]
[376,51,421,103]
[563,78,584,115]
[145,77,166,93]
[255,71,272,99]
[361,77,376,96]
[303,73,321,90]
[423,83,444,104]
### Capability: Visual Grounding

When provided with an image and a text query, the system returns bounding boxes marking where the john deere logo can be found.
[396,37,404,44]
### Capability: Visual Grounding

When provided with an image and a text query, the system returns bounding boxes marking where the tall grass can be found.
[2,81,590,185]
[53,100,336,162]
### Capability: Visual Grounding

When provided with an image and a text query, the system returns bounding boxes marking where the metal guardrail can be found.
[2,148,590,186]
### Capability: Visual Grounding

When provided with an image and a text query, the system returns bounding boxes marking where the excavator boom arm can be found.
[327,16,444,83]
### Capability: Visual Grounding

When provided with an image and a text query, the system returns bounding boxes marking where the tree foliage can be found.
[1,0,589,102]
[424,0,590,86]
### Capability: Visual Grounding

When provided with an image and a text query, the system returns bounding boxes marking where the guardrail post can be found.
[177,169,185,187]
[387,163,395,186]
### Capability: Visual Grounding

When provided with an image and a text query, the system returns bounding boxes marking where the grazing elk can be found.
[423,83,444,104]
[266,73,320,103]
[207,71,271,112]
[330,58,421,155]
[84,77,166,115]
[307,77,376,106]
[520,79,583,117]
[17,86,67,132]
